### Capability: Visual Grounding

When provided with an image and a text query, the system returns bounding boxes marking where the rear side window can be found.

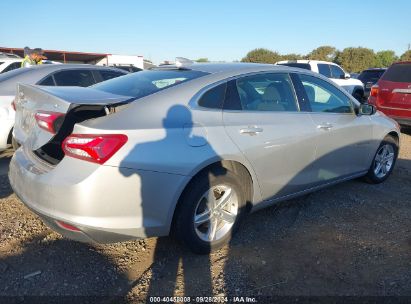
[234,73,298,112]
[299,74,353,114]
[277,63,311,70]
[381,64,411,83]
[38,75,55,86]
[318,64,331,78]
[198,83,227,109]
[93,69,208,99]
[54,70,96,87]
[98,70,125,82]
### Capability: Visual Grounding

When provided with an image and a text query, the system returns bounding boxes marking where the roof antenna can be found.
[175,57,194,68]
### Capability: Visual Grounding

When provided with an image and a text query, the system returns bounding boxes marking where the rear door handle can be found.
[317,123,333,131]
[240,126,263,135]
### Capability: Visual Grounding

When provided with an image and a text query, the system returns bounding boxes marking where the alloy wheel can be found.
[194,184,239,243]
[374,144,395,178]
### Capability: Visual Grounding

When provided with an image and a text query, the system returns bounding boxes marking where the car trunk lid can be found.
[378,79,411,111]
[14,83,133,152]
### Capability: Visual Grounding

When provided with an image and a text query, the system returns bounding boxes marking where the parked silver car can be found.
[9,62,400,254]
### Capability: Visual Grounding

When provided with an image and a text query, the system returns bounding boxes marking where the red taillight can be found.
[370,85,379,97]
[56,220,81,232]
[11,99,16,111]
[62,134,128,164]
[35,111,65,134]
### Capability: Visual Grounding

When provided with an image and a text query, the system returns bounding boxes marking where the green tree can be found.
[241,48,282,64]
[307,46,337,62]
[334,47,376,72]
[374,50,398,67]
[400,50,411,61]
[281,53,304,61]
[196,58,209,63]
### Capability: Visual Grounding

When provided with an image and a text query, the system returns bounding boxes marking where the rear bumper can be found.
[9,148,190,243]
[395,118,411,127]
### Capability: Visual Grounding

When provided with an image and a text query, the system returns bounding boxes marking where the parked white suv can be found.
[276,60,365,102]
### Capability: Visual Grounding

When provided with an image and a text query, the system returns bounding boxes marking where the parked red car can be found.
[368,62,411,127]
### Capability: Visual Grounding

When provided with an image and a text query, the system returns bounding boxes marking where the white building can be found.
[95,54,144,69]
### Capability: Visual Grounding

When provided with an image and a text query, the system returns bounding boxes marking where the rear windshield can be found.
[358,70,386,83]
[381,64,411,83]
[277,63,311,70]
[93,69,209,98]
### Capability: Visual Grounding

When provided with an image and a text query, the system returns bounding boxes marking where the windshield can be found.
[93,69,209,99]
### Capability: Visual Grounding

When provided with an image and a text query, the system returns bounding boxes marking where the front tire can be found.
[173,169,246,254]
[364,136,398,184]
[353,90,364,103]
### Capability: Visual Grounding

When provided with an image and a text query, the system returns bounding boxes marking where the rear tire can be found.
[364,136,398,184]
[173,168,246,254]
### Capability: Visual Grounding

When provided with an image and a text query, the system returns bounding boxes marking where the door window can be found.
[234,73,298,112]
[318,64,331,78]
[53,69,95,86]
[330,65,345,79]
[299,74,353,114]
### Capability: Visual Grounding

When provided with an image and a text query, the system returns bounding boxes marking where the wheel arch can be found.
[387,131,400,146]
[7,127,13,145]
[170,159,256,234]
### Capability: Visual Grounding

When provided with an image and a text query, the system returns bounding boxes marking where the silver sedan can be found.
[9,61,400,254]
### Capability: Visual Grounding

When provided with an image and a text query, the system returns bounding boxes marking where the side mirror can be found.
[341,73,351,79]
[359,103,376,116]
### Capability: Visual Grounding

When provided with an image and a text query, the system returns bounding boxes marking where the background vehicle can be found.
[368,62,411,127]
[358,68,386,98]
[0,52,21,59]
[0,58,23,74]
[109,65,143,73]
[0,64,128,151]
[9,62,399,254]
[276,60,365,102]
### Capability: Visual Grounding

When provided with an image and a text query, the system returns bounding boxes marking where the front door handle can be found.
[317,123,334,131]
[240,126,263,136]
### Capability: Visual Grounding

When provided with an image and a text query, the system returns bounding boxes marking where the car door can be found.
[294,73,373,181]
[222,72,318,201]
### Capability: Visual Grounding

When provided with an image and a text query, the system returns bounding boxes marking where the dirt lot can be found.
[0,131,411,303]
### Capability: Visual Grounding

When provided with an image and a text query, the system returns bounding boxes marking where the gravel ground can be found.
[0,130,410,303]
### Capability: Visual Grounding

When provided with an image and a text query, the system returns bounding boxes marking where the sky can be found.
[1,0,410,64]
